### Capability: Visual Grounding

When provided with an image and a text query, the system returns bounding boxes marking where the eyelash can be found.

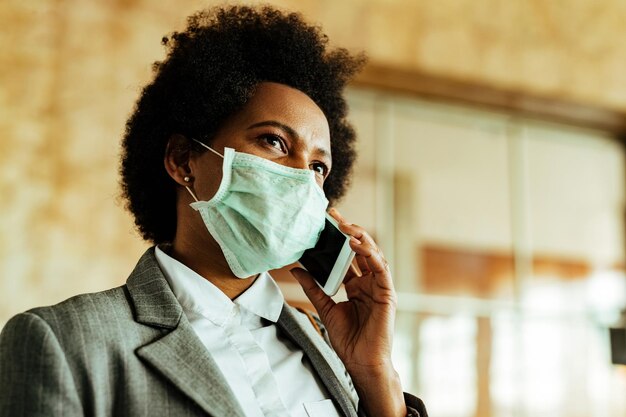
[260,134,286,153]
[259,134,329,178]
[310,162,328,177]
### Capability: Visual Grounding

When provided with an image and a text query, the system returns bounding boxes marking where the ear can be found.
[164,134,194,186]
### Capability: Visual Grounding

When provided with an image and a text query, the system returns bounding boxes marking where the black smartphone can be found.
[298,213,355,296]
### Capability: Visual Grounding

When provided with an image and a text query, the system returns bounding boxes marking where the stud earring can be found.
[183,176,191,182]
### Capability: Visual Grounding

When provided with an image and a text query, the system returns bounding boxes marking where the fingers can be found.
[348,231,390,277]
[290,267,335,318]
[329,207,369,276]
[328,208,392,286]
[328,207,347,224]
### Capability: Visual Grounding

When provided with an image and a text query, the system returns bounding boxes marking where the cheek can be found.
[193,159,224,201]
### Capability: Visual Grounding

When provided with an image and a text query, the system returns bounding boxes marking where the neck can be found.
[169,229,257,300]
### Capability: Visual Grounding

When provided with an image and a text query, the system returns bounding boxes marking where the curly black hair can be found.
[120,5,366,244]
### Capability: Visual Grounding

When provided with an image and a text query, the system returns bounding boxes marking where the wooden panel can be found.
[421,245,515,298]
[354,64,626,134]
[421,245,593,298]
[532,255,590,279]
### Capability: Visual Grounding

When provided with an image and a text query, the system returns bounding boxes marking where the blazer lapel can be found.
[277,305,359,417]
[127,248,245,417]
[136,322,245,417]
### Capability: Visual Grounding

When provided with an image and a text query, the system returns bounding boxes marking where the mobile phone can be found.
[298,213,355,296]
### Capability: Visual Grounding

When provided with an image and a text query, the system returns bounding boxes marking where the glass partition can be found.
[327,87,626,417]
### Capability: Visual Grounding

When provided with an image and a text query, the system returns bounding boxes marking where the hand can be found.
[290,208,406,417]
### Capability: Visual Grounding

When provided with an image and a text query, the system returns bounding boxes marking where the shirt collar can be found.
[154,245,284,326]
[235,268,284,323]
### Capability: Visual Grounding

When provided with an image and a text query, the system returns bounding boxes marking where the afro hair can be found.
[120,5,366,243]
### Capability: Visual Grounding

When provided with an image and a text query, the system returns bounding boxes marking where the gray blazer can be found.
[0,248,426,417]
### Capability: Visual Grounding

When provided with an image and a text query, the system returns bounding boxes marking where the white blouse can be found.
[155,246,342,417]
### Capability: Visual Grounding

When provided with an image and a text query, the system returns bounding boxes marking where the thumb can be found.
[290,267,335,318]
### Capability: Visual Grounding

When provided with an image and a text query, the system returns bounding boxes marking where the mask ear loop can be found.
[184,185,199,202]
[192,138,224,159]
[184,138,225,202]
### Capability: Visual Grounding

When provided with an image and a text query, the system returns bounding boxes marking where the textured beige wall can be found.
[2,0,626,324]
[279,0,626,110]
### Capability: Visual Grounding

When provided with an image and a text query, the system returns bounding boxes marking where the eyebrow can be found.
[247,120,332,161]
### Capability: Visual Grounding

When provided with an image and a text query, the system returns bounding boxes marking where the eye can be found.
[310,162,329,177]
[260,134,286,153]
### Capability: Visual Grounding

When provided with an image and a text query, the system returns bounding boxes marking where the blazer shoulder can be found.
[27,285,130,326]
[10,285,141,353]
[0,311,84,416]
[0,310,55,344]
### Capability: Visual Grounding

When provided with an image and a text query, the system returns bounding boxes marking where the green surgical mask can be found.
[186,140,329,278]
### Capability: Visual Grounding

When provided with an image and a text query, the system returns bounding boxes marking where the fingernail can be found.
[350,237,361,244]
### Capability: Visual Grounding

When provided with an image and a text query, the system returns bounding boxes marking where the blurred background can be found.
[2,1,626,416]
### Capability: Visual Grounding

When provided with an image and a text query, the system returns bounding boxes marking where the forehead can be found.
[231,82,331,146]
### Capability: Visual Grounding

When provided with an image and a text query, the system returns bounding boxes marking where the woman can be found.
[0,5,427,417]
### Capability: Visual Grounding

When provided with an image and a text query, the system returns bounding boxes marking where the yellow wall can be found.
[2,0,626,320]
[290,0,626,110]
